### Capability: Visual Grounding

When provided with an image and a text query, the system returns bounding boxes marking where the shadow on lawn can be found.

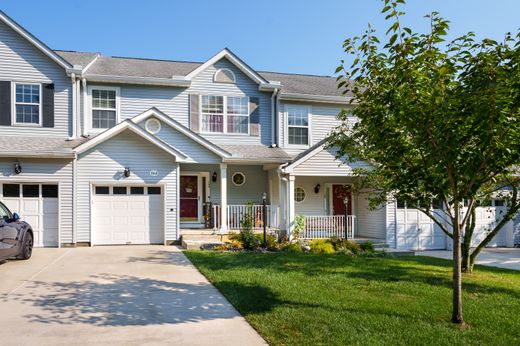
[188,252,520,299]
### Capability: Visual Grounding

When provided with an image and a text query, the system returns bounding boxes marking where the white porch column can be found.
[278,173,286,231]
[287,175,295,239]
[219,163,228,232]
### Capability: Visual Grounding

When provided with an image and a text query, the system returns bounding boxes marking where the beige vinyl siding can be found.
[356,192,386,239]
[268,169,280,205]
[292,147,370,176]
[76,130,178,243]
[0,158,73,243]
[0,20,71,137]
[137,117,220,164]
[386,201,397,248]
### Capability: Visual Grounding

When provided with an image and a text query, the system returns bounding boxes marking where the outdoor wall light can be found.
[212,171,218,182]
[314,184,321,194]
[14,162,22,175]
[123,167,131,178]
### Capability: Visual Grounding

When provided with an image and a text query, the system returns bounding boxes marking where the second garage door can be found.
[92,185,164,245]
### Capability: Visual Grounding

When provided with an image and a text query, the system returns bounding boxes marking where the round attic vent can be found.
[145,118,161,134]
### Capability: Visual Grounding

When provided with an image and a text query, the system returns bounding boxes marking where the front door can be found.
[332,185,352,216]
[180,176,199,222]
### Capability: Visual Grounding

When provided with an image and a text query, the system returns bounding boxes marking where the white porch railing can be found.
[301,215,355,239]
[213,205,281,230]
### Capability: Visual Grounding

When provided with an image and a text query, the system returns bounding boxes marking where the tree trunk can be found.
[451,204,464,324]
[461,247,474,273]
[461,206,475,273]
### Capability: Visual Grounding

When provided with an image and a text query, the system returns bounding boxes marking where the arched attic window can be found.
[214,68,236,84]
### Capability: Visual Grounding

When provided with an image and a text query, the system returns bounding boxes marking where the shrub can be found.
[309,239,335,254]
[256,233,278,250]
[359,241,375,253]
[229,239,243,250]
[213,244,229,251]
[240,229,260,250]
[292,215,306,241]
[330,238,361,254]
[282,243,303,253]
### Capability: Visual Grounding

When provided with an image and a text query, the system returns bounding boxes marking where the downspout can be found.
[81,78,87,136]
[69,73,77,139]
[271,88,280,147]
[72,152,77,246]
[75,78,81,138]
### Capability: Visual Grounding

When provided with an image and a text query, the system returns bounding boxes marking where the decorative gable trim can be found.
[74,119,188,161]
[185,48,280,91]
[0,10,73,70]
[131,107,231,158]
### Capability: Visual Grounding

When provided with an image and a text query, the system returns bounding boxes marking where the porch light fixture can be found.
[14,162,22,175]
[314,184,321,194]
[212,171,217,182]
[123,167,131,178]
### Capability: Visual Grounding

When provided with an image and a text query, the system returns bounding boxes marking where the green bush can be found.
[240,229,260,250]
[309,239,335,254]
[330,238,361,254]
[256,233,278,250]
[282,243,303,253]
[359,241,375,253]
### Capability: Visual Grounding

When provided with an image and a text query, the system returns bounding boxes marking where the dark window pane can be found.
[3,184,20,197]
[113,186,127,195]
[95,186,109,195]
[130,187,144,195]
[148,187,161,195]
[288,127,309,145]
[494,199,504,207]
[432,199,443,209]
[42,185,58,198]
[23,185,39,197]
[396,200,406,209]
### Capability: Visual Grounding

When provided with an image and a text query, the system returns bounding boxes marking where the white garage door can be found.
[396,202,446,250]
[92,185,164,245]
[471,200,507,247]
[1,183,59,247]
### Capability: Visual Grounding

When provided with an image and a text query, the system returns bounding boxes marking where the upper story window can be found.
[14,83,41,125]
[201,95,249,134]
[287,106,310,146]
[90,87,119,130]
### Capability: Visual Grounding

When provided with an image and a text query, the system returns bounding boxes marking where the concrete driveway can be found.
[0,246,265,346]
[416,248,520,271]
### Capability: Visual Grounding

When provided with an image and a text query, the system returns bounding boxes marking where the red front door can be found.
[332,185,352,216]
[180,176,198,221]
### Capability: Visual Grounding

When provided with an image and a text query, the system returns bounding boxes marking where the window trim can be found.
[294,186,306,203]
[285,104,311,148]
[199,95,250,136]
[87,85,121,133]
[231,172,246,186]
[214,68,236,84]
[12,82,42,127]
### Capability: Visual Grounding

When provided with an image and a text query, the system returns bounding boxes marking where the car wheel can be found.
[18,233,33,260]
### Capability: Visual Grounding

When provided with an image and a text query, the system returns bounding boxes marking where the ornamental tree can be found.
[329,0,520,324]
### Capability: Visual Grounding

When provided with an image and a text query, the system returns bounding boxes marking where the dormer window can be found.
[89,86,120,130]
[14,83,41,125]
[214,68,236,84]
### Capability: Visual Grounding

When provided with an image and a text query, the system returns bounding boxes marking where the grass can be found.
[184,251,520,346]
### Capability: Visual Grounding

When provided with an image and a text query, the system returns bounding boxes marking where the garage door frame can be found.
[89,183,167,246]
[0,180,61,248]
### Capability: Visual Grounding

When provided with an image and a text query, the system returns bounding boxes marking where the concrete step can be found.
[182,239,223,250]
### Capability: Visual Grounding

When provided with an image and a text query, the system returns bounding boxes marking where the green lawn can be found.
[184,251,520,346]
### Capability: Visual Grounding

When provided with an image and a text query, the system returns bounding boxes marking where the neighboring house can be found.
[0,10,516,249]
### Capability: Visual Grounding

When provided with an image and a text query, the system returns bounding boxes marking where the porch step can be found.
[181,239,224,250]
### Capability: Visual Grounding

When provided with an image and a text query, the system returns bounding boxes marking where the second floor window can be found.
[91,88,118,129]
[287,106,309,145]
[15,83,41,125]
[201,95,249,134]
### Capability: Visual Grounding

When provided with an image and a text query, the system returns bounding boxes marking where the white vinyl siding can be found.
[0,20,71,137]
[292,147,371,176]
[76,130,178,243]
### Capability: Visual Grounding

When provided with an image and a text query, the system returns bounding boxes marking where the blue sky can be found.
[2,0,519,76]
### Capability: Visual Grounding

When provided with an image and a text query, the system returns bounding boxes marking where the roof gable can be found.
[131,108,231,159]
[0,10,72,70]
[74,120,188,161]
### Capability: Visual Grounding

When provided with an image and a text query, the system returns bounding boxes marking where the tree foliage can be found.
[329,0,520,324]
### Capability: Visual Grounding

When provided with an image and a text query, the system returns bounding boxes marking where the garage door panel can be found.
[92,187,164,245]
[22,199,40,213]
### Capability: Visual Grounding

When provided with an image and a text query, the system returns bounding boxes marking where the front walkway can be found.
[0,246,265,346]
[415,248,520,271]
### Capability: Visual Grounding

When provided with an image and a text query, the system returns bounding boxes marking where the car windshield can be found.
[0,203,12,220]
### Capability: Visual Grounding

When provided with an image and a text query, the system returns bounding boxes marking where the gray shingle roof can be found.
[220,145,291,162]
[55,50,348,97]
[0,136,89,157]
